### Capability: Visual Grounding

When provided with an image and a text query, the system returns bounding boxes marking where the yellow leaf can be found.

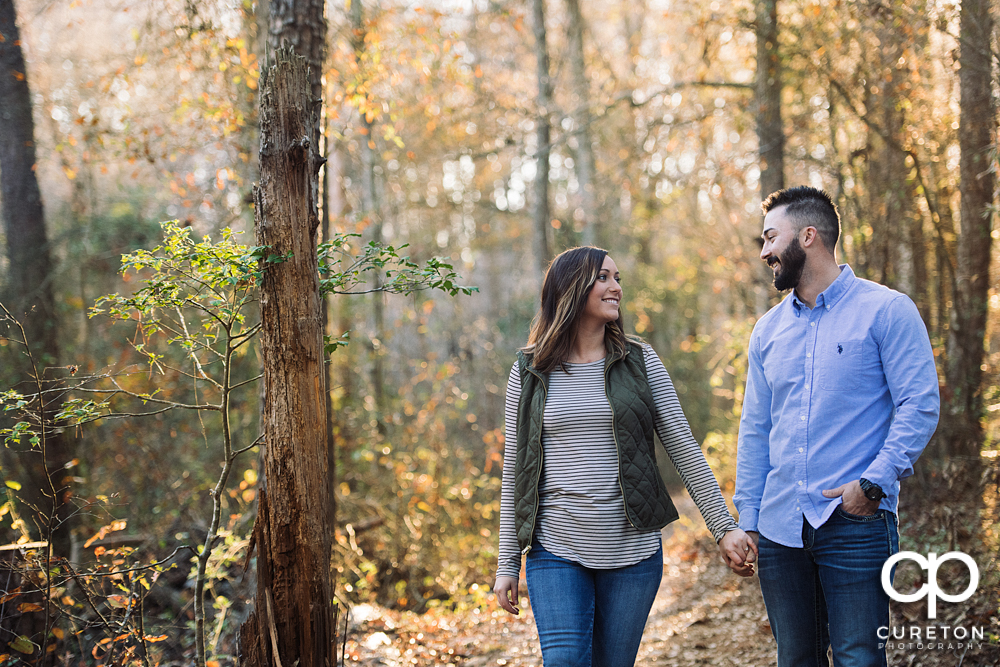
[51,627,64,640]
[17,602,44,613]
[63,166,77,180]
[5,481,21,491]
[144,634,168,643]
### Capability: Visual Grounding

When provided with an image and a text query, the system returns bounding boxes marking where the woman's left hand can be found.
[718,528,757,577]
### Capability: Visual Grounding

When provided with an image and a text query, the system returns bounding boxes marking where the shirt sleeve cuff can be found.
[861,460,895,490]
[495,558,521,579]
[737,508,759,533]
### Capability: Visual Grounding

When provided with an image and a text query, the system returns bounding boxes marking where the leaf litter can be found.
[342,498,1000,666]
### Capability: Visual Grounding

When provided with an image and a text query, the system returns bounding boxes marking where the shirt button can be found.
[798,447,804,453]
[800,415,806,421]
[810,322,816,327]
[798,481,804,486]
[805,383,810,389]
[806,352,812,358]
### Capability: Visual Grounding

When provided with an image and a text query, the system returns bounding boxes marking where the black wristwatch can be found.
[859,478,886,502]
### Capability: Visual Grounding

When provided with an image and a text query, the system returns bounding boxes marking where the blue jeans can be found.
[757,508,899,667]
[525,540,662,667]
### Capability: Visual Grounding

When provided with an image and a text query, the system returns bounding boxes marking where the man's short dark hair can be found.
[761,186,841,253]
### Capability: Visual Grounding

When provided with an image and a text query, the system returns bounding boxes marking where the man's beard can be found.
[768,237,806,292]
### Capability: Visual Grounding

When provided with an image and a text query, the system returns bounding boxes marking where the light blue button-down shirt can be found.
[735,265,939,548]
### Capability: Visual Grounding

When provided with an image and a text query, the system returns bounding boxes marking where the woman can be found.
[494,247,756,667]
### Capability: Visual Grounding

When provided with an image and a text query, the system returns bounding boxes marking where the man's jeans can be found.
[757,508,899,667]
[525,540,662,667]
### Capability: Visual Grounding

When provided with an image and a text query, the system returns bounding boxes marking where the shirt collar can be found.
[790,264,855,313]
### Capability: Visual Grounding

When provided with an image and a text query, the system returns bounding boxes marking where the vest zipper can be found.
[522,369,546,556]
[606,352,639,530]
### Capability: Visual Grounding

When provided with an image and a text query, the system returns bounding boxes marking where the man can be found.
[732,186,939,666]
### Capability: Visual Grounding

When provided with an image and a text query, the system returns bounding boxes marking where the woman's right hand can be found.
[493,575,520,615]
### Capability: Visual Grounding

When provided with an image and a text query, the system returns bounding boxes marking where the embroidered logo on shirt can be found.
[838,344,843,354]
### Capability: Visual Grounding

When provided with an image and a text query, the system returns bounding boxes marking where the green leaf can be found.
[9,635,35,654]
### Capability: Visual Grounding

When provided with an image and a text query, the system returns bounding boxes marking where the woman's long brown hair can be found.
[522,246,627,374]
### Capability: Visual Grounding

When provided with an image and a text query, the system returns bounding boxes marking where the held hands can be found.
[822,479,879,516]
[494,575,520,615]
[719,528,758,577]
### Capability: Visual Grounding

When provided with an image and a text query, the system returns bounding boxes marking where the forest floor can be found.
[339,499,1000,667]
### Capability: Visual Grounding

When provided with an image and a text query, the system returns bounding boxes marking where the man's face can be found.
[760,206,806,292]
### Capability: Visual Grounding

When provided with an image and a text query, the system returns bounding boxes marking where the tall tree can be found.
[755,0,783,201]
[238,48,334,666]
[565,0,598,246]
[531,0,552,279]
[943,0,994,460]
[0,0,73,559]
[754,0,783,314]
[349,0,387,426]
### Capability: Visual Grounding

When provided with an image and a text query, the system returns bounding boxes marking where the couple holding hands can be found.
[493,186,940,667]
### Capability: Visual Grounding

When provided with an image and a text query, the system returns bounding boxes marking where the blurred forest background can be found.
[0,0,998,664]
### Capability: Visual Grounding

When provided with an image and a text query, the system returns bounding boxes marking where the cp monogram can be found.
[881,551,979,619]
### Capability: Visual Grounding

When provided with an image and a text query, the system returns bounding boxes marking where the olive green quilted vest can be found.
[513,341,679,555]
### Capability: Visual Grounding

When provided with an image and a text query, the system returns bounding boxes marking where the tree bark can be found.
[531,0,552,279]
[564,0,597,246]
[943,0,994,460]
[349,0,387,427]
[754,0,783,314]
[755,0,784,201]
[0,0,73,561]
[238,47,334,666]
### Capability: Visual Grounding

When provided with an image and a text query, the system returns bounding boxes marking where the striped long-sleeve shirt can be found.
[496,344,738,578]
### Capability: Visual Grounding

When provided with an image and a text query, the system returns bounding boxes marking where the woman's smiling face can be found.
[581,255,622,326]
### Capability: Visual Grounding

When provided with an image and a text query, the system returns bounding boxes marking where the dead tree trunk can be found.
[531,0,552,280]
[238,47,334,666]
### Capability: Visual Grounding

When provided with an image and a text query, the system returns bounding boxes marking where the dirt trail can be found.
[342,512,776,666]
[341,504,1000,666]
